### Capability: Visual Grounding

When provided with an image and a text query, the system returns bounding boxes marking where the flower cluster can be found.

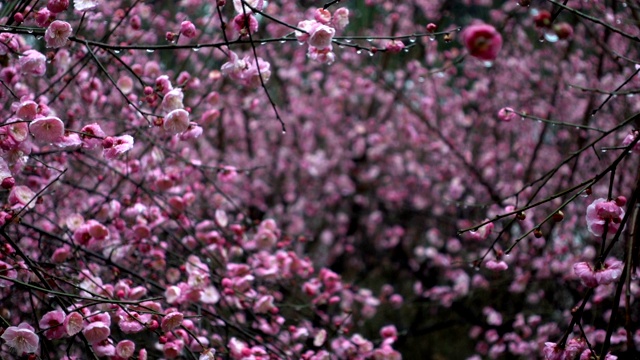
[585,198,625,237]
[296,7,349,63]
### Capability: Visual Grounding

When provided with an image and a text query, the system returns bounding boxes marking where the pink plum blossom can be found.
[8,185,36,208]
[82,321,110,343]
[586,198,625,236]
[332,8,349,30]
[45,20,73,48]
[622,130,640,153]
[16,100,38,120]
[497,107,516,122]
[47,0,69,13]
[180,21,197,38]
[574,259,624,288]
[0,33,19,55]
[64,312,84,336]
[162,89,184,112]
[295,20,317,43]
[485,259,508,271]
[164,109,190,134]
[0,260,18,287]
[74,0,99,11]
[29,116,65,143]
[543,342,567,360]
[115,339,136,358]
[19,50,47,77]
[232,14,259,36]
[308,24,335,50]
[39,310,67,340]
[161,312,184,332]
[103,135,134,159]
[461,23,503,61]
[1,323,39,354]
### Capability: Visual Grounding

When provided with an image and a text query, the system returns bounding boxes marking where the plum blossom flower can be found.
[543,342,567,360]
[39,309,67,340]
[0,33,20,55]
[45,20,73,48]
[103,135,134,159]
[82,321,110,343]
[497,107,516,122]
[315,8,332,24]
[1,323,39,354]
[115,340,136,358]
[0,260,18,287]
[295,20,317,43]
[586,198,625,236]
[384,40,405,54]
[29,116,65,143]
[180,21,197,38]
[308,45,335,64]
[232,14,259,36]
[622,130,640,153]
[162,88,184,112]
[64,312,84,336]
[47,0,69,13]
[574,259,623,288]
[161,312,184,332]
[80,123,106,149]
[485,259,508,271]
[332,8,349,30]
[74,0,99,11]
[221,51,271,87]
[8,185,36,208]
[15,100,38,121]
[164,109,190,134]
[468,220,493,241]
[19,50,47,77]
[308,24,335,50]
[461,23,503,61]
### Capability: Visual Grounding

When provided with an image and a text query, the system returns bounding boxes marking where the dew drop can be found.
[538,36,545,43]
[544,32,559,43]
[366,38,373,42]
[114,49,121,54]
[368,51,374,57]
[338,44,345,49]
[282,130,286,134]
[193,47,200,52]
[403,48,409,53]
[408,36,417,43]
[483,60,493,68]
[345,39,352,43]
[356,50,362,54]
[146,49,154,53]
[279,40,286,44]
[260,42,266,45]
[601,149,607,153]
[474,266,481,271]
[428,35,436,41]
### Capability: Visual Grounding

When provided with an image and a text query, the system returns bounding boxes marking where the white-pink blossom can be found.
[1,323,39,354]
[45,20,72,48]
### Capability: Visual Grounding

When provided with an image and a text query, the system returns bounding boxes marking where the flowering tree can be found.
[0,0,639,359]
